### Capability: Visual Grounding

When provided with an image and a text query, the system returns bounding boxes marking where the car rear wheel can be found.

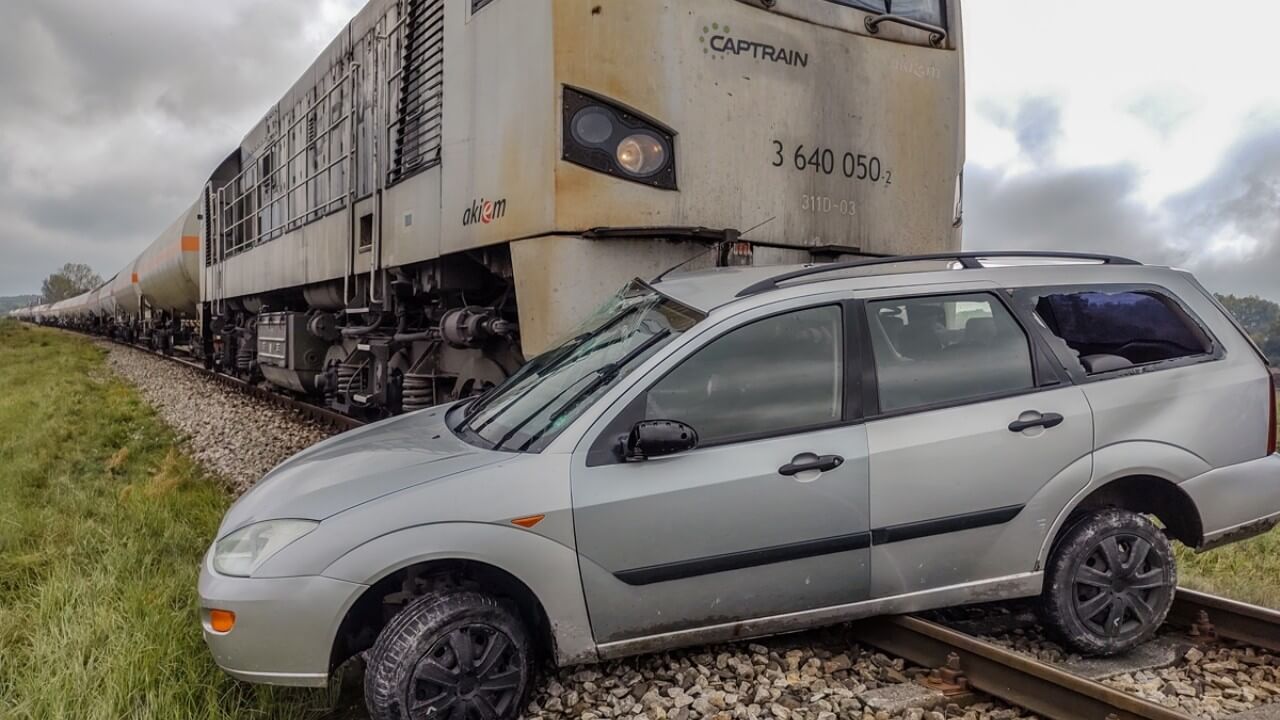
[364,590,532,720]
[1040,508,1176,656]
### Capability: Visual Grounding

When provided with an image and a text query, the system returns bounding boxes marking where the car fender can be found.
[1034,440,1212,568]
[321,521,597,666]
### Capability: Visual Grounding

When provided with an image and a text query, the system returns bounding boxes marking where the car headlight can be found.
[562,86,677,190]
[212,519,319,577]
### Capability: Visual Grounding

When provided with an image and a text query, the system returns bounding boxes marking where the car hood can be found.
[218,406,505,536]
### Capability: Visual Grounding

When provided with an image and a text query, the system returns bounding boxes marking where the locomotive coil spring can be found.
[402,372,437,413]
[337,361,366,401]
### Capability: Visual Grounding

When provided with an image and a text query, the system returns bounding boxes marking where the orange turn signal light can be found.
[209,609,236,633]
[511,514,545,529]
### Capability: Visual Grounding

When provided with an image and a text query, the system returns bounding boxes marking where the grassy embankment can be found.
[0,319,1276,717]
[0,320,341,719]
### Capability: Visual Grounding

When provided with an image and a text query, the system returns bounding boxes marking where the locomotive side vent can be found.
[203,186,215,268]
[390,0,445,185]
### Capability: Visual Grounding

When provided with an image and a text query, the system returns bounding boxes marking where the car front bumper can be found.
[198,552,368,687]
[1183,453,1280,550]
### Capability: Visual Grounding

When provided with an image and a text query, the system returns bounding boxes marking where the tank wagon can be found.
[38,0,966,419]
[31,201,203,348]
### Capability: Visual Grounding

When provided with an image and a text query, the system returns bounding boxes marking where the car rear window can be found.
[1033,289,1212,375]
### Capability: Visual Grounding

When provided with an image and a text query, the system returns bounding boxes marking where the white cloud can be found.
[0,0,365,296]
[964,0,1280,301]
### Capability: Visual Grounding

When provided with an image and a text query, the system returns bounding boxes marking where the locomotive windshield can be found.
[454,280,705,453]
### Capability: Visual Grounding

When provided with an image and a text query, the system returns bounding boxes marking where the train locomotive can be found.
[15,0,966,420]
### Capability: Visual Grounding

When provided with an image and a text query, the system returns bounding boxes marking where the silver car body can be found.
[200,258,1280,686]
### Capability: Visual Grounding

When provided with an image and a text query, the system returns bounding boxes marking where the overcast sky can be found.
[0,0,1276,302]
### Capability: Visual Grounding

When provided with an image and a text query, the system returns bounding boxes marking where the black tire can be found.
[1040,508,1177,656]
[364,590,533,720]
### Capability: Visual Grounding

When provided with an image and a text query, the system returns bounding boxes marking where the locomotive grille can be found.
[390,0,445,185]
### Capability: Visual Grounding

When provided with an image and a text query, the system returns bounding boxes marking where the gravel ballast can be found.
[522,629,1038,720]
[101,342,332,493]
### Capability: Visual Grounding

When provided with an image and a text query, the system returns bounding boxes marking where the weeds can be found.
[0,320,341,720]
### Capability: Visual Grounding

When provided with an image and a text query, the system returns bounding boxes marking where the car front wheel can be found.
[364,590,533,720]
[1040,508,1176,656]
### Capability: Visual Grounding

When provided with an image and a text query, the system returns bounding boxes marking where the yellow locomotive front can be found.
[438,0,965,350]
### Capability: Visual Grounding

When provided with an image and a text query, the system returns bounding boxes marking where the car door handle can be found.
[1008,412,1065,433]
[779,454,844,476]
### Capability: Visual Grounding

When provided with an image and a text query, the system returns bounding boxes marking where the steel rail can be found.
[853,614,1191,720]
[1168,587,1280,653]
[170,355,366,433]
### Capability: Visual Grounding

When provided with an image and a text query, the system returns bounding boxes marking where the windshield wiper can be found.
[864,13,947,47]
[514,328,673,452]
[483,334,632,450]
[459,305,645,432]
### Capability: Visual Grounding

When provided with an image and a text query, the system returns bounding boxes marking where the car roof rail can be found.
[734,251,1143,298]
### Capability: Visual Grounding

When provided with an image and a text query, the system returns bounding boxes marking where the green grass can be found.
[1178,532,1280,609]
[0,320,343,720]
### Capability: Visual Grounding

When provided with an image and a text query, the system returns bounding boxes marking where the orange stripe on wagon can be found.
[181,235,200,252]
[131,273,139,284]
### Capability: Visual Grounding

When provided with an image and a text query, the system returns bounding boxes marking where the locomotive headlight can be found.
[616,134,668,177]
[562,86,677,190]
[212,519,318,577]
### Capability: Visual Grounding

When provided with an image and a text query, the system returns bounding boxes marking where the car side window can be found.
[867,293,1034,413]
[1031,289,1213,375]
[644,305,844,445]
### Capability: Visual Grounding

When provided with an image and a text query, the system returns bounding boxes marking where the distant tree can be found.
[40,263,103,303]
[1264,319,1280,361]
[1217,294,1280,342]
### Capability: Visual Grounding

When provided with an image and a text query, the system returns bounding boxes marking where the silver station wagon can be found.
[199,252,1280,720]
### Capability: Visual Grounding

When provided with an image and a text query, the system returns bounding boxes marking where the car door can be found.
[859,288,1095,599]
[571,301,872,645]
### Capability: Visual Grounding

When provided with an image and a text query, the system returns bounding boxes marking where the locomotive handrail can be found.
[864,13,948,48]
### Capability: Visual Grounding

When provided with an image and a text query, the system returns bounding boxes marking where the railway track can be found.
[856,588,1280,720]
[53,326,366,433]
[174,354,367,433]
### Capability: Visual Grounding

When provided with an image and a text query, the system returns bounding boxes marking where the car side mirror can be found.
[622,420,699,461]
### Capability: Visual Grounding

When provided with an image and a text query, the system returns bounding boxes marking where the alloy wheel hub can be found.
[407,624,522,719]
[1071,533,1169,639]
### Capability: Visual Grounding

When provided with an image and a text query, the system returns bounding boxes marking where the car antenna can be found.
[652,216,776,283]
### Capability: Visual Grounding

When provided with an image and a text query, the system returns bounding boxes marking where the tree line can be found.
[1217,295,1280,359]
